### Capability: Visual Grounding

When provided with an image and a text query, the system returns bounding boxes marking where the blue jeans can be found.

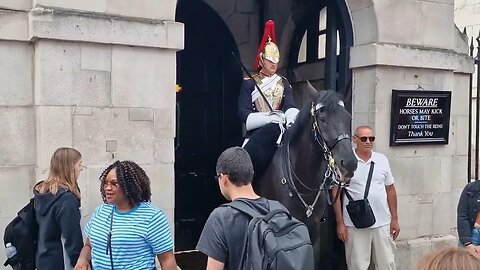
[473,227,480,246]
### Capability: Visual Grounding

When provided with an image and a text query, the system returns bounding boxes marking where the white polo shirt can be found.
[342,150,395,228]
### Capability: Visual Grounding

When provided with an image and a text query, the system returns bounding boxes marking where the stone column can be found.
[347,0,473,269]
[0,1,183,264]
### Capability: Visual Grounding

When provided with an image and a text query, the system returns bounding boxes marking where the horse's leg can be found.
[313,235,321,269]
[327,206,348,270]
[307,216,327,270]
[312,206,349,270]
[314,218,333,270]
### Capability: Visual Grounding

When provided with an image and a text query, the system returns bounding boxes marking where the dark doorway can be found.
[174,0,243,260]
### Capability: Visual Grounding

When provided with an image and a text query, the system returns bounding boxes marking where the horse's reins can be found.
[281,101,351,218]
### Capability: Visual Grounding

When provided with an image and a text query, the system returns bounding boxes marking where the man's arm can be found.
[196,209,229,269]
[386,184,400,240]
[332,187,348,242]
[206,257,225,270]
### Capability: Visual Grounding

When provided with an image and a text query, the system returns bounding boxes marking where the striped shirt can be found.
[85,203,173,270]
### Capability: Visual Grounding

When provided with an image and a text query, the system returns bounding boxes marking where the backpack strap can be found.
[223,199,289,221]
[223,200,262,219]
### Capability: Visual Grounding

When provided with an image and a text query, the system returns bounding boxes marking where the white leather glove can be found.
[268,112,286,124]
[246,112,270,131]
[246,111,286,131]
[285,108,300,128]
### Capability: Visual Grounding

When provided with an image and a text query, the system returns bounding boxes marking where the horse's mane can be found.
[285,90,343,143]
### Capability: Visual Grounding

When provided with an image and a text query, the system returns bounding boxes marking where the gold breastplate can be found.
[253,74,284,112]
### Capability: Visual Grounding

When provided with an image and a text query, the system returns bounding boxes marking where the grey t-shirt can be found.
[196,197,271,270]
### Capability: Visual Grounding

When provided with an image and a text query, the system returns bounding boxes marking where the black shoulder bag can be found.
[344,162,376,229]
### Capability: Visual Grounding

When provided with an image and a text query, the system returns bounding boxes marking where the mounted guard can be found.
[238,20,300,177]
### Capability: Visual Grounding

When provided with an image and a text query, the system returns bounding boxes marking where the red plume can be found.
[254,20,277,70]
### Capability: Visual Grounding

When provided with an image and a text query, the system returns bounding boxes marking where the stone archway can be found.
[345,0,378,45]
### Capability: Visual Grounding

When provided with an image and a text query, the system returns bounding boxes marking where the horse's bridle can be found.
[311,101,351,188]
[281,101,351,218]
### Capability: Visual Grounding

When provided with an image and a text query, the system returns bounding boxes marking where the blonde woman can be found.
[34,147,84,270]
[416,247,480,270]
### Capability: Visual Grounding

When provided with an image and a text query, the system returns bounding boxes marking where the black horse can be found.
[251,85,357,269]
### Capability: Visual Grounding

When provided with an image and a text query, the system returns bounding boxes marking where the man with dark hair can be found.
[196,147,286,270]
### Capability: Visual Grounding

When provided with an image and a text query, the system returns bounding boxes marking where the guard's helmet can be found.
[254,20,280,71]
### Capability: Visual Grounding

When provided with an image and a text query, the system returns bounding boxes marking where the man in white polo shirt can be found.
[333,125,400,270]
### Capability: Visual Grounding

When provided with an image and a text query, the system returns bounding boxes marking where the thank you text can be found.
[390,90,451,146]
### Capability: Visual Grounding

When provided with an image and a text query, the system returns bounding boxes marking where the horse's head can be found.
[311,90,357,182]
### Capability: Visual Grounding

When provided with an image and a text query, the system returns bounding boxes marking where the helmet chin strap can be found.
[260,70,274,77]
[259,59,276,77]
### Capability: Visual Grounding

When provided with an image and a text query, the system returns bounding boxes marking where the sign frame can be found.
[390,90,452,146]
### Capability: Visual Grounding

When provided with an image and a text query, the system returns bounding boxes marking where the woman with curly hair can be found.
[34,147,84,270]
[75,160,177,270]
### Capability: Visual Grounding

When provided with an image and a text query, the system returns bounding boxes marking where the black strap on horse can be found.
[230,52,274,112]
[311,102,350,159]
[280,101,352,218]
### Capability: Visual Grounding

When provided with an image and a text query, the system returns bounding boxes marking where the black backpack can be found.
[224,200,315,270]
[3,198,38,270]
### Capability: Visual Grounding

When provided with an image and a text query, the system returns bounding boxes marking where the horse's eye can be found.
[319,117,327,123]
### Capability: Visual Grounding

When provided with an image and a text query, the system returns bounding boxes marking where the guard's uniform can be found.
[238,73,296,137]
[238,20,299,177]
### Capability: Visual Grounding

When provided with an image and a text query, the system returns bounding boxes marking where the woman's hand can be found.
[75,238,92,270]
[74,258,91,270]
[157,250,178,270]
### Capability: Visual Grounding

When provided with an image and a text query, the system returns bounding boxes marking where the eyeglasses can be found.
[215,173,223,181]
[103,181,119,189]
[357,136,376,143]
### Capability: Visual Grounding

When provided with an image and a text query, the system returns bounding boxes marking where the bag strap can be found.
[223,200,262,219]
[363,162,375,199]
[223,199,284,219]
[344,188,353,201]
[106,207,114,270]
[344,161,375,201]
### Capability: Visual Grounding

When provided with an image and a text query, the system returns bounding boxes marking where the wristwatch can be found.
[464,242,473,247]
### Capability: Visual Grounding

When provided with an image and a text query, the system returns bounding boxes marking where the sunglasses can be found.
[215,173,222,181]
[357,136,376,142]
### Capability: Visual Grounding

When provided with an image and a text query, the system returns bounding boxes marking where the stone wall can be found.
[0,1,182,267]
[0,0,475,269]
[348,0,473,269]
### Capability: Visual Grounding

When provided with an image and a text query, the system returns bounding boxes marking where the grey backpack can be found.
[224,200,314,270]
